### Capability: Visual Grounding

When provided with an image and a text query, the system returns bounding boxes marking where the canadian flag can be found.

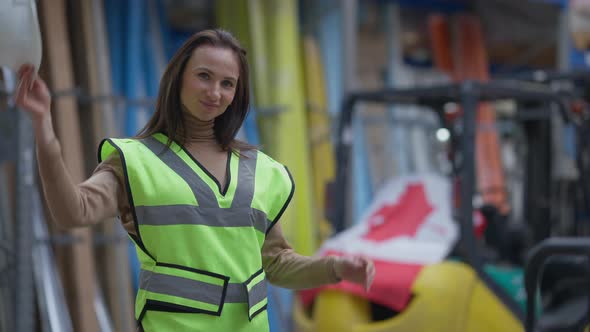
[299,174,459,311]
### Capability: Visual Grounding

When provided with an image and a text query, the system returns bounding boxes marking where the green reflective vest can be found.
[98,133,294,332]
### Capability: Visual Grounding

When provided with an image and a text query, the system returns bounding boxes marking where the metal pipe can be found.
[459,81,482,268]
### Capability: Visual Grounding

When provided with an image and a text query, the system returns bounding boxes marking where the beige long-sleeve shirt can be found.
[36,126,340,290]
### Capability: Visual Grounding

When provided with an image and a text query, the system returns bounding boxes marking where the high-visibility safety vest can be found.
[98,133,294,331]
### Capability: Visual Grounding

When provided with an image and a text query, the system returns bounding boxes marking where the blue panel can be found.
[125,0,147,136]
[569,50,589,69]
[104,0,126,131]
[352,115,374,223]
[267,285,292,332]
[376,0,467,12]
[143,13,159,99]
[317,5,343,116]
[243,105,261,146]
[154,0,174,60]
[104,0,141,294]
[529,0,566,8]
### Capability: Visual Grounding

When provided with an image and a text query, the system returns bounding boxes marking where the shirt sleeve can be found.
[261,222,341,289]
[36,138,128,230]
[93,154,136,235]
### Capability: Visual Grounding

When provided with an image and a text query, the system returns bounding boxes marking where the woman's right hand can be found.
[14,64,55,144]
[334,255,376,292]
[15,64,51,119]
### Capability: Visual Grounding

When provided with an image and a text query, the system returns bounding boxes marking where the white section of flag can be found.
[319,173,459,265]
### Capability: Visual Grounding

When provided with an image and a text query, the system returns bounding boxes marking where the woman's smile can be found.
[200,100,220,111]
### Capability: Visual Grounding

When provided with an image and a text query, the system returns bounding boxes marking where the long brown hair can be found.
[136,29,254,151]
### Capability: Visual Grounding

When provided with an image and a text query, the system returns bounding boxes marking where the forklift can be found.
[512,69,590,332]
[294,76,589,331]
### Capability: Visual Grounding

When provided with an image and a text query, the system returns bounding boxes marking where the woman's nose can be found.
[206,83,221,100]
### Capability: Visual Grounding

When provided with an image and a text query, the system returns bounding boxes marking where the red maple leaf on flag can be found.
[362,183,434,242]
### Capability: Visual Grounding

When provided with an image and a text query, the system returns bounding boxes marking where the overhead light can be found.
[436,128,450,142]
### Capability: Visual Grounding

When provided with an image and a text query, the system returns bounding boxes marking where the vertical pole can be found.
[459,81,481,269]
[385,3,411,176]
[0,70,16,332]
[341,0,357,94]
[11,70,35,332]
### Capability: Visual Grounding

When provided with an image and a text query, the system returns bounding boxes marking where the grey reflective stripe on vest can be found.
[140,269,225,306]
[140,137,218,208]
[140,269,267,304]
[135,205,270,233]
[230,150,257,208]
[247,277,268,308]
[224,279,267,304]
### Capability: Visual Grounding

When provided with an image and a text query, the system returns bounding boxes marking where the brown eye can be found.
[198,72,210,80]
[222,80,234,88]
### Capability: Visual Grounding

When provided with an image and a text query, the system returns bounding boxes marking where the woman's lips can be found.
[200,100,219,110]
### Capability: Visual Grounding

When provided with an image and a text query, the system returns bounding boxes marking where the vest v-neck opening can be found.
[179,145,233,196]
[153,133,234,197]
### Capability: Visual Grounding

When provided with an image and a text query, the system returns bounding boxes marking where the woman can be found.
[15,29,375,331]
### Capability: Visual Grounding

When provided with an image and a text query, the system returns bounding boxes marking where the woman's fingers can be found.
[27,67,37,91]
[26,72,34,91]
[363,258,375,292]
[17,77,33,106]
[33,76,50,99]
[338,255,376,291]
[15,75,28,106]
[17,64,30,79]
[26,67,35,90]
[15,75,40,114]
[369,263,375,288]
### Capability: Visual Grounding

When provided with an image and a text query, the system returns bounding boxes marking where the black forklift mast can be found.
[499,69,590,239]
[330,78,572,325]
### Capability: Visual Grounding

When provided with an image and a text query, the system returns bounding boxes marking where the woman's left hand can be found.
[334,256,376,292]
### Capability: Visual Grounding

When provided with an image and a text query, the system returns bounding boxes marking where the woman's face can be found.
[180,45,239,122]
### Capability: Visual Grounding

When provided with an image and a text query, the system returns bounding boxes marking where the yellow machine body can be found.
[293,261,523,332]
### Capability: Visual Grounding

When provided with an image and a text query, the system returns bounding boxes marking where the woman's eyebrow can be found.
[193,66,238,82]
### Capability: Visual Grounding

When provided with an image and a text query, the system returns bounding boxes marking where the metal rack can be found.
[0,69,76,332]
[0,69,35,332]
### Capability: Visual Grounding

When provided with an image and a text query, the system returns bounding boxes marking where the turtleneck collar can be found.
[181,109,217,144]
